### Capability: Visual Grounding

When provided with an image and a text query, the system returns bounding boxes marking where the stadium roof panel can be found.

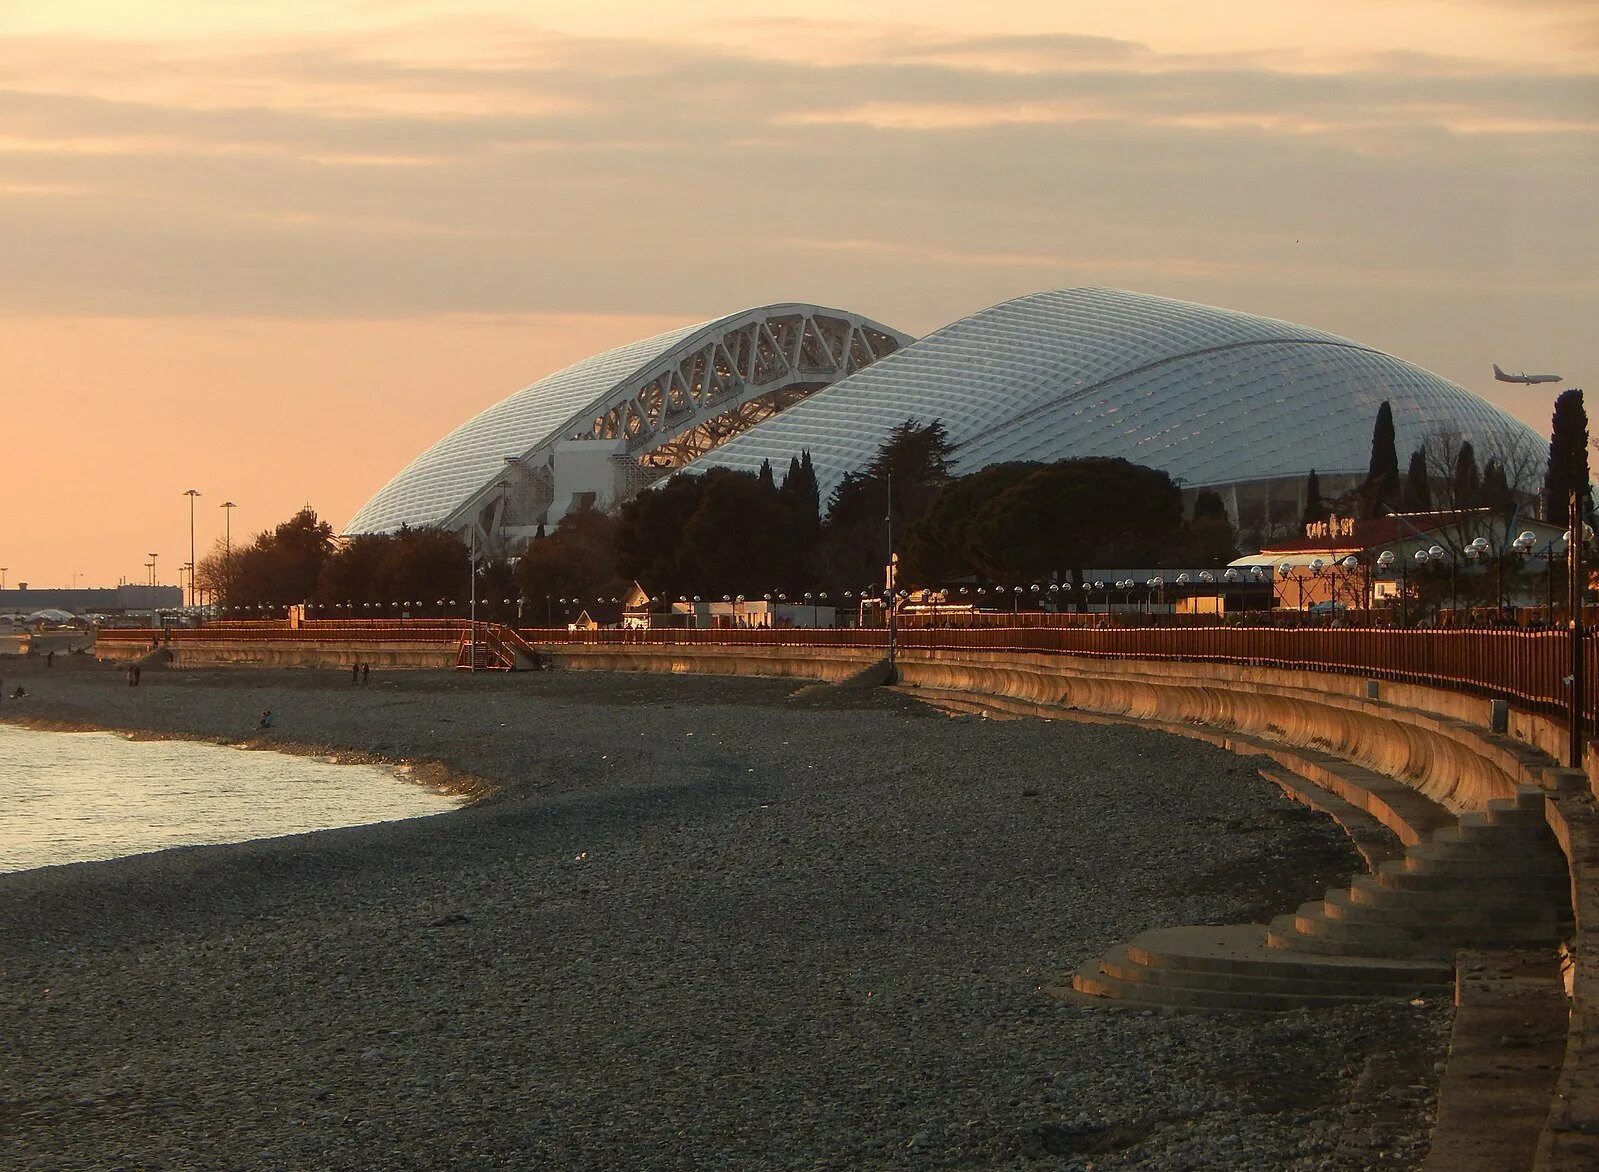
[345,303,910,536]
[685,287,1543,500]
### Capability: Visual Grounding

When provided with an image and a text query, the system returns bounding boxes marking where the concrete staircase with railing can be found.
[1065,782,1572,1013]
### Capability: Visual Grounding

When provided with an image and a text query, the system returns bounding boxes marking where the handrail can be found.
[93,620,1595,728]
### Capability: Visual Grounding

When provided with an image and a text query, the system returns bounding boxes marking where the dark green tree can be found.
[1479,458,1514,515]
[614,476,707,596]
[902,462,1039,583]
[1192,490,1228,523]
[816,420,954,589]
[313,533,393,606]
[1544,388,1592,522]
[757,458,775,491]
[960,458,1184,587]
[1361,400,1401,517]
[779,450,821,539]
[680,470,810,594]
[226,506,335,608]
[1178,491,1238,564]
[1301,470,1329,527]
[1400,447,1431,512]
[1452,441,1480,507]
[516,508,627,620]
[381,527,470,609]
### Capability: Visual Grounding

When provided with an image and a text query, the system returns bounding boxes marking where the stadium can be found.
[346,288,1546,554]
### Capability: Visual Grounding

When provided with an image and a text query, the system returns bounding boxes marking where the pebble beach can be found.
[0,660,1450,1170]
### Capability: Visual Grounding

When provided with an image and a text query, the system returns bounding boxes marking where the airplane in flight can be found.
[1494,363,1561,385]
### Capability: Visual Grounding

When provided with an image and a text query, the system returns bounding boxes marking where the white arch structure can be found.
[344,303,911,556]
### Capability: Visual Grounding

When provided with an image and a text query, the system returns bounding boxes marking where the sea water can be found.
[0,723,461,872]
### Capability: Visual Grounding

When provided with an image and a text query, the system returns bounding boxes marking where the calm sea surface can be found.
[0,723,461,873]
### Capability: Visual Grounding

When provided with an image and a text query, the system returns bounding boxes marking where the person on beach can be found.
[258,710,274,730]
[361,663,371,684]
[352,662,360,684]
[130,664,142,687]
[46,650,54,667]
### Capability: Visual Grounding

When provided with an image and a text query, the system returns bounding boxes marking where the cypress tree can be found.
[1362,400,1401,517]
[1545,388,1592,521]
[1452,441,1480,508]
[798,450,821,520]
[1401,448,1431,512]
[1193,489,1228,523]
[1301,469,1329,527]
[1480,458,1513,514]
[758,458,775,491]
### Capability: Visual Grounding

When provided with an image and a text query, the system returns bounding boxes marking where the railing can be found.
[518,624,1588,726]
[94,619,1596,731]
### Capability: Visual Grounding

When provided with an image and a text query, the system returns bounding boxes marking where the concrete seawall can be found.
[546,639,1599,1170]
[122,639,459,670]
[551,643,1559,816]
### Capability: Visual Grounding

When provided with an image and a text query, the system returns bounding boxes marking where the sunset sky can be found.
[3,1,1595,589]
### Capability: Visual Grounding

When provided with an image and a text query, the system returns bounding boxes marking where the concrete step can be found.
[1350,872,1570,907]
[1413,835,1562,864]
[1271,911,1435,954]
[1255,767,1405,870]
[1322,888,1569,929]
[1289,904,1564,955]
[1099,940,1447,998]
[1375,858,1570,891]
[1263,748,1452,847]
[1393,848,1569,879]
[1119,925,1451,984]
[1070,962,1383,1013]
[1432,821,1553,846]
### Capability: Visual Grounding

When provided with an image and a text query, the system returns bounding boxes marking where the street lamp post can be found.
[183,489,201,607]
[884,472,897,683]
[1568,492,1589,767]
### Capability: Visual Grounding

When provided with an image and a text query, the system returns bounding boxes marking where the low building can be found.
[0,584,183,616]
[1233,509,1569,613]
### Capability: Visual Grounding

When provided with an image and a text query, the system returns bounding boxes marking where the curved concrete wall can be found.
[166,640,457,670]
[552,643,1553,815]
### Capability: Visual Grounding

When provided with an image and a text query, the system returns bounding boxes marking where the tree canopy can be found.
[904,457,1186,585]
[1545,388,1592,522]
[1361,400,1400,517]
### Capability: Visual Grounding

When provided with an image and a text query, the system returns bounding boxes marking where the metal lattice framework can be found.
[588,309,907,469]
[343,303,909,553]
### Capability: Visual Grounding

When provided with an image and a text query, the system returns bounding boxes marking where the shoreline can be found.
[0,710,500,804]
[0,663,1450,1170]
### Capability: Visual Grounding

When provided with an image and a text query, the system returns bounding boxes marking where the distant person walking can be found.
[128,664,142,687]
[46,650,54,667]
[352,662,361,684]
[361,663,371,685]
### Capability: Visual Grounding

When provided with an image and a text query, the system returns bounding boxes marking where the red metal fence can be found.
[95,620,1595,727]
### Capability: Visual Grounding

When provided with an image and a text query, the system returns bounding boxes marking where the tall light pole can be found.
[1,567,7,590]
[468,526,478,673]
[1568,489,1587,767]
[220,500,237,608]
[884,472,897,683]
[149,553,158,588]
[183,489,201,607]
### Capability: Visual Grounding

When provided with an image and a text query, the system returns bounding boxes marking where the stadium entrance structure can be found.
[344,304,910,557]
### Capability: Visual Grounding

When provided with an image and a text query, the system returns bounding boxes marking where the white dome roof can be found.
[687,288,1543,498]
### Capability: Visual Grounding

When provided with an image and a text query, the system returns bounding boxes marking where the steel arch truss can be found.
[588,309,906,469]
